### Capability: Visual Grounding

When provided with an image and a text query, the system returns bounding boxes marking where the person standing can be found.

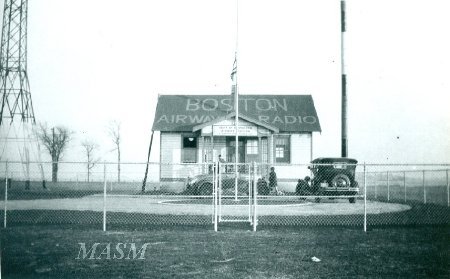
[218,154,227,173]
[218,154,226,163]
[269,167,279,194]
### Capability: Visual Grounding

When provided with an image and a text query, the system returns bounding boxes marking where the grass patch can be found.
[1,203,449,227]
[1,224,449,278]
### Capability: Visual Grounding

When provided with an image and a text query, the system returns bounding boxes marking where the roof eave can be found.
[192,111,279,133]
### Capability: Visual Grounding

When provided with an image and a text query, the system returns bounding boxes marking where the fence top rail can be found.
[361,168,450,174]
[363,163,450,167]
[1,161,450,167]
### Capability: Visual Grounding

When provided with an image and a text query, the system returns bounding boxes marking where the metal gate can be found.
[212,162,257,231]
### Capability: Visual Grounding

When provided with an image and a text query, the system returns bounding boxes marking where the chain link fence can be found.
[1,161,449,230]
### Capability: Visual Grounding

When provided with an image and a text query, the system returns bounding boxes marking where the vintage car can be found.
[184,173,250,196]
[296,157,359,203]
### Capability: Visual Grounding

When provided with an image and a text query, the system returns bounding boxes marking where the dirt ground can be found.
[0,195,411,216]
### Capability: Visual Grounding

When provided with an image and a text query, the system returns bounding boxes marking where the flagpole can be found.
[234,0,239,201]
[234,56,239,201]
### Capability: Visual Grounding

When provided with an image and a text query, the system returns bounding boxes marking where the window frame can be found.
[181,136,198,163]
[246,139,258,155]
[274,135,290,163]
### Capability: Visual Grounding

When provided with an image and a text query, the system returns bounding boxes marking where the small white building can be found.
[152,94,321,188]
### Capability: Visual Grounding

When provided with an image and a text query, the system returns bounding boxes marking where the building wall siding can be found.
[160,133,181,164]
[158,131,313,192]
[160,133,203,181]
[290,133,312,164]
[274,133,312,192]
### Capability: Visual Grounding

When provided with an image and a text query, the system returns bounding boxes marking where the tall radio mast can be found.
[0,0,43,186]
[0,0,35,126]
[340,0,348,157]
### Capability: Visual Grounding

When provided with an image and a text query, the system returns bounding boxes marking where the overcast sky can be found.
[3,0,449,163]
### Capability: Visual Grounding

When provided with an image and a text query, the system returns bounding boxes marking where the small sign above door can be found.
[213,125,257,136]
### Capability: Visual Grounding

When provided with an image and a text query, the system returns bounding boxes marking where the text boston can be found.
[156,97,317,125]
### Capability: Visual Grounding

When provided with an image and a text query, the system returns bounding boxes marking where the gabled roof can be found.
[152,94,321,133]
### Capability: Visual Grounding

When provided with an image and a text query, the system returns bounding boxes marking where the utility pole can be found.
[340,0,348,157]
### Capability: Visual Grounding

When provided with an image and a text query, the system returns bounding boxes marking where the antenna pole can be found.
[340,0,348,157]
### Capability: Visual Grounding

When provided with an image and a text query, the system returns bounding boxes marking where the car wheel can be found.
[199,183,213,196]
[349,197,356,203]
[331,174,351,188]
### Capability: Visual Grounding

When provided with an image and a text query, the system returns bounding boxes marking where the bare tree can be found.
[36,123,71,182]
[107,120,121,182]
[81,139,99,182]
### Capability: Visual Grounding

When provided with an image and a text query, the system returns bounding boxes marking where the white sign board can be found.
[213,125,257,136]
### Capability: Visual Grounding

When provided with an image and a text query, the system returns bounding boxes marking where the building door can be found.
[227,137,245,163]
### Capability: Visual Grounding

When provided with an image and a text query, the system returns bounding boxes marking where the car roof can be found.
[311,157,358,164]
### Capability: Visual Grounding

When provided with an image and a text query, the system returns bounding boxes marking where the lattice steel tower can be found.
[0,0,43,186]
[0,0,35,126]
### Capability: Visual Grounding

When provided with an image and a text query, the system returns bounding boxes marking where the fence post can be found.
[213,162,218,232]
[218,162,222,222]
[103,163,107,232]
[3,161,8,228]
[387,171,390,202]
[423,170,426,204]
[250,162,255,225]
[253,161,257,232]
[248,163,251,223]
[403,171,406,203]
[363,163,367,232]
